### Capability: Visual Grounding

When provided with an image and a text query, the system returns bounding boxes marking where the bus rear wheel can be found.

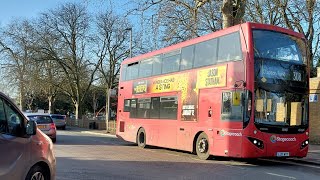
[196,132,211,160]
[137,128,146,148]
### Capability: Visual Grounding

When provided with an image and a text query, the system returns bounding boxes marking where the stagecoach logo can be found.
[219,130,242,137]
[270,135,297,143]
[270,135,277,143]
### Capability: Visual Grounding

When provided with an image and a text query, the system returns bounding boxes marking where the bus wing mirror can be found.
[234,80,246,88]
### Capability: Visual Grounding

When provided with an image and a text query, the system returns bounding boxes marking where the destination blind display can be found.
[255,59,306,82]
[133,80,148,94]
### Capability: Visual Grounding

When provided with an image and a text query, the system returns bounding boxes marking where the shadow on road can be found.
[55,156,320,180]
[55,132,135,146]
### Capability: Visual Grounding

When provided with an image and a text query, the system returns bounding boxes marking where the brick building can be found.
[310,67,320,143]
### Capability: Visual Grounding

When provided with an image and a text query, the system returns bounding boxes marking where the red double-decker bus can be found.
[116,22,309,159]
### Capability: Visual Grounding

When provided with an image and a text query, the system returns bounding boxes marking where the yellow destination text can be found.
[207,68,218,77]
[205,77,220,86]
[134,85,147,93]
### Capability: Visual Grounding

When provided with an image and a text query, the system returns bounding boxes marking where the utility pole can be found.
[125,27,132,58]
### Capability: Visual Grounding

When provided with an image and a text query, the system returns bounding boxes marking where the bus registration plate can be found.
[276,152,290,157]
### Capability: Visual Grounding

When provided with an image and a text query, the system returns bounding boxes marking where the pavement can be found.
[66,126,320,166]
[297,144,320,165]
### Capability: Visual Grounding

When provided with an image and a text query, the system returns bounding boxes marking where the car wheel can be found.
[62,125,66,130]
[25,165,49,180]
[52,138,56,143]
[196,132,211,160]
[137,128,146,148]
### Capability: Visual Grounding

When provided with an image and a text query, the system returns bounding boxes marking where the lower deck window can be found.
[137,98,151,118]
[127,96,177,120]
[129,99,137,118]
[160,97,178,119]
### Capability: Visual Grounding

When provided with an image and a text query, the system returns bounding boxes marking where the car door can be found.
[0,97,30,180]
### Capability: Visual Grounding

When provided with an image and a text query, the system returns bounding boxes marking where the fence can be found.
[66,117,117,134]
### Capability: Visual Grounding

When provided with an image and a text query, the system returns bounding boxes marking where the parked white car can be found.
[50,114,67,130]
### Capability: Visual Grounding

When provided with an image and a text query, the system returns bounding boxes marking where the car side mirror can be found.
[26,120,37,136]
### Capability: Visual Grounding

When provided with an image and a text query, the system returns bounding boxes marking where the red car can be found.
[25,113,57,143]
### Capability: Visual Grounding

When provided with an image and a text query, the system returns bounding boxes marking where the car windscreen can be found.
[28,115,53,124]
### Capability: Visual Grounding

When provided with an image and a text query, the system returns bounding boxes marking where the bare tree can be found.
[245,0,282,25]
[132,0,245,46]
[38,3,101,119]
[0,19,37,110]
[132,0,218,45]
[245,0,320,75]
[279,0,320,75]
[94,10,131,127]
[30,54,61,113]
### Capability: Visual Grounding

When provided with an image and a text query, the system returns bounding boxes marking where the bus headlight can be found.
[300,139,309,149]
[247,137,264,149]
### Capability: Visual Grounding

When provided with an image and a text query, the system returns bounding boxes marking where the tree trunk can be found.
[19,90,24,110]
[75,102,79,120]
[222,0,233,29]
[105,88,111,132]
[19,82,25,111]
[221,0,246,29]
[93,92,97,116]
[48,96,52,114]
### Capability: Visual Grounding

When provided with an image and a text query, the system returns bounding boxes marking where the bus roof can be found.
[122,22,305,65]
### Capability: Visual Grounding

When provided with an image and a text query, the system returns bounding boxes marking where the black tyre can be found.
[62,125,66,130]
[25,165,49,180]
[52,138,56,143]
[196,132,211,160]
[137,128,146,148]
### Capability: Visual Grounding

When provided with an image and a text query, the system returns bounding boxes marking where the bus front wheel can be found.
[137,128,146,148]
[196,132,211,160]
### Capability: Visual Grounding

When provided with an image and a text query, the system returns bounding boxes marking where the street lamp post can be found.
[125,27,132,58]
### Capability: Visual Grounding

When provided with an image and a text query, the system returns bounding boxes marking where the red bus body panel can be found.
[116,22,309,158]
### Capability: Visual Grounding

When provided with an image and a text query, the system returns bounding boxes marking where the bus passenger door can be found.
[197,88,221,154]
[217,91,243,157]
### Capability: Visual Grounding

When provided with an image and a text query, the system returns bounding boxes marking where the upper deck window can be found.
[120,65,127,81]
[126,62,139,80]
[120,31,243,81]
[139,58,153,78]
[218,32,242,62]
[162,50,181,74]
[253,30,306,64]
[152,55,162,76]
[180,45,195,71]
[194,38,218,68]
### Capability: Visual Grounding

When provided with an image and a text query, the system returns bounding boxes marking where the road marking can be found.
[80,131,117,138]
[309,150,320,153]
[266,172,296,179]
[224,164,246,170]
[262,159,320,169]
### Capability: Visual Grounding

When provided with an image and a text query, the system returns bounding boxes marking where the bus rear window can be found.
[124,99,131,112]
[126,63,139,80]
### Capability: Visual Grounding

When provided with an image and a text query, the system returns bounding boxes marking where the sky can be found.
[0,0,71,25]
[0,0,139,97]
[0,0,134,26]
[0,0,76,95]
